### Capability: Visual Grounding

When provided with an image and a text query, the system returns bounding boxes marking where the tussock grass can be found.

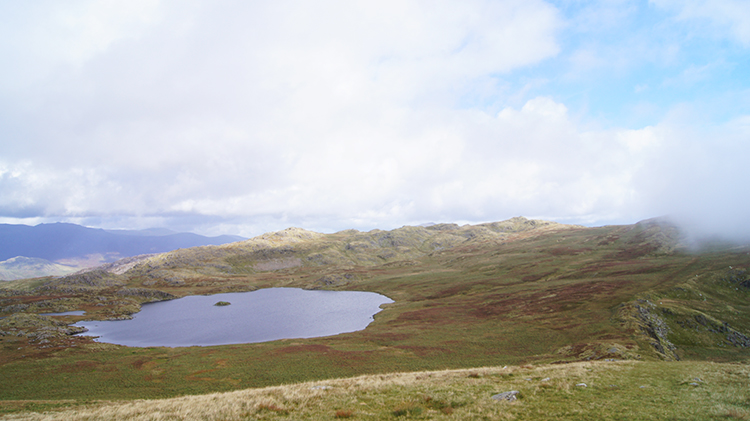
[3,360,748,420]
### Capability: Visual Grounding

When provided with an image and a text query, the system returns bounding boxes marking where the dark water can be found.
[73,288,393,347]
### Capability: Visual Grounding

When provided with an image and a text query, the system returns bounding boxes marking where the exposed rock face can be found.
[727,330,750,347]
[491,391,519,401]
[635,301,679,360]
[726,268,750,289]
[680,313,750,348]
[313,273,355,288]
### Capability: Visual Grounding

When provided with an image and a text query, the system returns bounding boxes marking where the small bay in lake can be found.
[42,310,86,317]
[74,288,393,347]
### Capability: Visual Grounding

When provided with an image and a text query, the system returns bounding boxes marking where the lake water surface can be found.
[42,310,86,317]
[74,288,393,347]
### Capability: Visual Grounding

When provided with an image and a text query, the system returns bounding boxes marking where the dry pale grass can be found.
[0,362,627,421]
[2,360,747,420]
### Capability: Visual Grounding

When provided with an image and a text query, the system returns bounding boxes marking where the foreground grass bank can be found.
[2,360,748,420]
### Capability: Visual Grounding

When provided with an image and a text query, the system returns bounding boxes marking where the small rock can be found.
[310,385,332,390]
[689,382,700,386]
[576,383,587,387]
[541,377,550,382]
[492,391,519,402]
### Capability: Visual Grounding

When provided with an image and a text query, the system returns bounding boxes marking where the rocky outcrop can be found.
[40,269,125,293]
[115,288,176,303]
[678,313,750,348]
[312,273,355,288]
[0,313,87,342]
[491,391,519,401]
[633,300,679,360]
[0,297,78,315]
[725,268,750,289]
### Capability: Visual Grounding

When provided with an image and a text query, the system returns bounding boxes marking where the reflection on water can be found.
[74,288,393,347]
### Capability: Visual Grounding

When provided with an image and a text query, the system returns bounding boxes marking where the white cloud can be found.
[617,126,661,153]
[0,0,163,91]
[1,0,749,240]
[661,61,727,88]
[3,90,749,239]
[651,0,750,46]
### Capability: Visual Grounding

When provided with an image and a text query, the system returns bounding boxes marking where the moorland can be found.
[1,216,749,419]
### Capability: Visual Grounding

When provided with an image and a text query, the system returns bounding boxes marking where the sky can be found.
[1,0,749,239]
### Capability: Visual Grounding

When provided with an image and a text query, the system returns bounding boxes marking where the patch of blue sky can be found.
[457,0,750,131]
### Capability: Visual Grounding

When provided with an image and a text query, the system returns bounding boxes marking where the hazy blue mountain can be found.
[103,228,179,236]
[0,256,78,281]
[0,223,246,262]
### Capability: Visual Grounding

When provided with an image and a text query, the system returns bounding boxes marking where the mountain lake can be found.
[73,288,393,347]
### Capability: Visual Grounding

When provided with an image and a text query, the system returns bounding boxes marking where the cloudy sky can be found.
[1,0,749,239]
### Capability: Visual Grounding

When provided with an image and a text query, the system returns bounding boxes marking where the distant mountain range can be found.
[0,223,245,280]
[0,256,79,281]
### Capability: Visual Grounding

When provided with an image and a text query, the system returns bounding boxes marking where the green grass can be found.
[2,361,749,420]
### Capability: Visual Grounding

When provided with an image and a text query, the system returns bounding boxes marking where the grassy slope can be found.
[2,361,748,420]
[0,218,749,410]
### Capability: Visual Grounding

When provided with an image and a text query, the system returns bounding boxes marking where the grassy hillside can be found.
[2,360,748,420]
[1,217,749,412]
